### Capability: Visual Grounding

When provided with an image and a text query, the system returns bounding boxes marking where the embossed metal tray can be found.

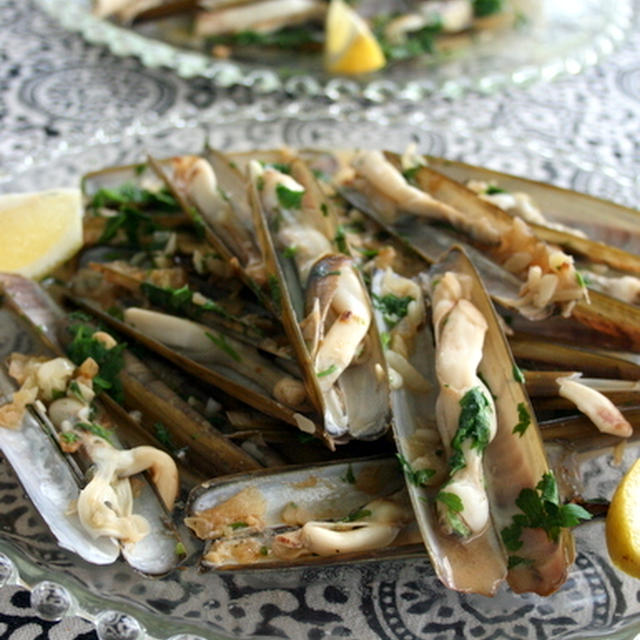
[1,117,640,640]
[32,0,635,101]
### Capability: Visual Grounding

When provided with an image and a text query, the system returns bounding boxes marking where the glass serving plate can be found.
[1,116,640,640]
[32,0,635,102]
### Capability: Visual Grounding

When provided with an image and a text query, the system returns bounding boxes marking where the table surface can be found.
[1,1,640,638]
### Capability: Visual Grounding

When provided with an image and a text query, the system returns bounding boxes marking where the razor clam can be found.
[149,153,269,289]
[426,156,640,256]
[67,294,322,439]
[193,0,326,38]
[0,276,185,573]
[0,313,119,565]
[429,248,577,595]
[248,157,390,442]
[370,266,507,595]
[185,457,422,569]
[340,152,640,348]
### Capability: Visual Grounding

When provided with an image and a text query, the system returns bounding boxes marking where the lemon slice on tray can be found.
[324,0,386,74]
[0,189,83,279]
[606,457,640,578]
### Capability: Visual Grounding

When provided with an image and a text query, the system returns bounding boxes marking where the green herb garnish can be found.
[229,521,249,530]
[276,183,304,209]
[436,491,471,537]
[68,380,85,403]
[60,432,79,444]
[77,421,113,444]
[317,364,338,378]
[512,402,531,437]
[449,387,493,474]
[380,332,391,350]
[283,246,298,259]
[205,332,242,362]
[512,364,525,383]
[341,464,356,484]
[501,471,592,552]
[402,166,421,185]
[485,185,507,195]
[341,508,372,522]
[267,274,282,310]
[175,542,187,556]
[356,247,379,259]
[473,0,503,17]
[66,323,126,403]
[334,225,348,254]
[397,453,436,487]
[372,293,414,328]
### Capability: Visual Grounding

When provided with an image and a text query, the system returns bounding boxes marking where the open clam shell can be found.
[0,275,187,573]
[248,156,390,443]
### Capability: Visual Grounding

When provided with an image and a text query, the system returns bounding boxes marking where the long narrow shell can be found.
[430,248,575,595]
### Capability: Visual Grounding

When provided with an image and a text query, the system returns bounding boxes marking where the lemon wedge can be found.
[606,457,640,578]
[324,0,386,74]
[0,189,83,279]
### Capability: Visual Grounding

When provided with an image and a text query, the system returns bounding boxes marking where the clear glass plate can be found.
[1,117,640,640]
[31,0,635,102]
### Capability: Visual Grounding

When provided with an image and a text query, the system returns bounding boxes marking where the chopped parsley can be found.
[282,246,298,259]
[68,380,85,403]
[512,402,531,437]
[89,183,179,212]
[341,508,372,522]
[334,225,349,254]
[77,421,113,444]
[229,521,249,530]
[485,185,507,195]
[205,332,242,362]
[375,18,442,61]
[436,491,470,538]
[267,274,282,310]
[402,166,421,185]
[259,546,269,556]
[576,271,587,288]
[372,293,414,328]
[320,202,329,217]
[500,471,592,553]
[276,183,304,209]
[206,25,322,49]
[380,331,391,350]
[60,431,79,444]
[355,247,379,259]
[175,542,187,556]
[98,207,156,246]
[473,0,503,17]
[316,364,338,378]
[449,387,493,475]
[512,364,525,383]
[397,453,435,487]
[341,464,356,484]
[66,323,126,404]
[507,555,534,569]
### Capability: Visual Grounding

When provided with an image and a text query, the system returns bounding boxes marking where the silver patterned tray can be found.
[1,117,640,640]
[31,0,635,101]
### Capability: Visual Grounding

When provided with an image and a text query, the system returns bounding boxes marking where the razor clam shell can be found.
[431,248,575,596]
[509,333,640,380]
[0,276,185,574]
[425,156,640,257]
[369,269,508,596]
[0,312,119,565]
[339,184,549,320]
[187,457,420,568]
[249,172,390,442]
[68,295,321,435]
[120,350,263,476]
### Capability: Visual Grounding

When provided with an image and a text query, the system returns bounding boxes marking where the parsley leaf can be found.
[276,183,304,209]
[512,402,531,437]
[473,0,503,17]
[372,293,414,328]
[512,364,525,383]
[66,323,126,404]
[316,364,338,378]
[500,471,592,554]
[436,491,471,537]
[341,508,372,522]
[449,387,493,474]
[76,421,113,444]
[397,453,436,487]
[205,332,242,362]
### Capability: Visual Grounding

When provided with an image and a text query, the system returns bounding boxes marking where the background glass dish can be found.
[32,0,635,101]
[1,117,640,640]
